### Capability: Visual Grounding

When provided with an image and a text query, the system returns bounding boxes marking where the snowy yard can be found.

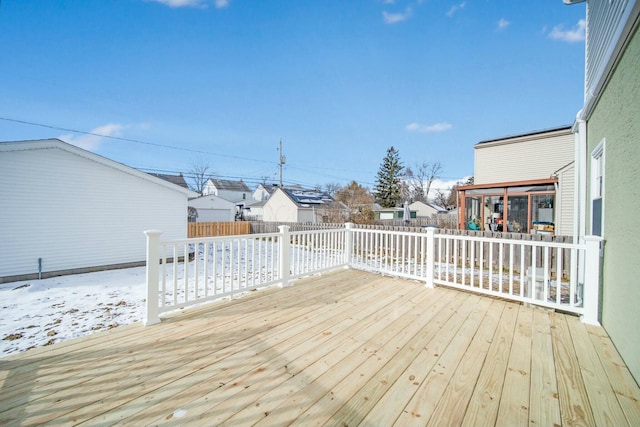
[0,267,147,357]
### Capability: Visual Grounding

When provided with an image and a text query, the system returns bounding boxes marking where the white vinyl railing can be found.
[145,224,602,326]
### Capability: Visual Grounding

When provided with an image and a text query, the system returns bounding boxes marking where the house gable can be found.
[474,126,574,185]
[0,139,195,282]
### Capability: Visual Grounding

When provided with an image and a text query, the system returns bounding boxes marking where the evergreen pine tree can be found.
[374,146,404,208]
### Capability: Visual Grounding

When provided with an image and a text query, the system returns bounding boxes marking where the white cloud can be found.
[59,123,126,151]
[383,7,413,24]
[446,2,465,18]
[147,0,229,9]
[406,122,453,133]
[548,19,586,42]
[497,18,510,31]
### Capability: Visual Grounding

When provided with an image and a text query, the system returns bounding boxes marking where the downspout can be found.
[574,111,588,289]
[574,112,588,244]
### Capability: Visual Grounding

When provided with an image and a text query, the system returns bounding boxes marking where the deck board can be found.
[1,269,639,426]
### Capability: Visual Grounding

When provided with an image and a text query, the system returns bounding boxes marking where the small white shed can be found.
[0,139,197,283]
[188,194,237,222]
[409,201,448,218]
[262,188,344,223]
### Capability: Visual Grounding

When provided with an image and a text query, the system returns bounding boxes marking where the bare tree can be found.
[335,181,376,224]
[434,176,473,210]
[433,188,451,209]
[402,161,443,202]
[324,182,342,196]
[188,161,213,195]
[417,161,443,202]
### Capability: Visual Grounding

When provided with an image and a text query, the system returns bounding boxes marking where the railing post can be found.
[581,235,603,325]
[278,225,291,287]
[344,222,354,268]
[425,227,435,288]
[144,230,162,326]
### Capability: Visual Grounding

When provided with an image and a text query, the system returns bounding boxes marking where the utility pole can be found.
[278,139,286,187]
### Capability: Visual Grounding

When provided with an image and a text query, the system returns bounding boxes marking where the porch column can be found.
[144,230,162,326]
[425,227,435,288]
[344,222,354,268]
[278,225,292,287]
[582,235,603,325]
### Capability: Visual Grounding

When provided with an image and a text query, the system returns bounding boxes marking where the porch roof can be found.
[457,177,558,192]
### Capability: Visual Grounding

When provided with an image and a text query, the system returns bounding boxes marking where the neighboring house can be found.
[0,139,198,283]
[243,199,267,221]
[457,126,575,235]
[409,201,448,218]
[252,183,303,202]
[262,188,347,223]
[252,183,277,202]
[564,0,640,383]
[149,173,190,189]
[202,179,250,202]
[374,207,416,221]
[188,194,237,222]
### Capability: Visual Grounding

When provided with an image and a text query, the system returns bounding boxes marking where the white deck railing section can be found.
[145,224,602,326]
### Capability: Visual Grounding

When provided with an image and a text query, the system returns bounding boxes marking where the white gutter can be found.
[573,114,588,243]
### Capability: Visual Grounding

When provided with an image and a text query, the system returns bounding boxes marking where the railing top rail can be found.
[161,231,283,246]
[351,227,429,238]
[289,228,346,236]
[433,232,585,249]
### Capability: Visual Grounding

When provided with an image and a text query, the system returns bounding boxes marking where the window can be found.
[591,140,605,236]
[465,196,482,230]
[531,194,555,233]
[507,195,529,233]
[483,195,504,231]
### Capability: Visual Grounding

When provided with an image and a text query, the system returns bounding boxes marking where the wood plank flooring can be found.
[1,269,639,426]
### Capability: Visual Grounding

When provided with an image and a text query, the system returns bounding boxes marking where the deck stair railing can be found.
[145,224,602,326]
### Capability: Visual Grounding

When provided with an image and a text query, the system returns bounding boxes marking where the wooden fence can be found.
[188,221,251,238]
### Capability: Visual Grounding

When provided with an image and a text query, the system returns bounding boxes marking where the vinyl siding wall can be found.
[555,163,575,236]
[262,190,298,222]
[474,131,574,185]
[0,146,188,281]
[188,195,236,222]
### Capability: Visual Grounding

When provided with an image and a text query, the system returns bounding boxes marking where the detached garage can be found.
[0,139,197,283]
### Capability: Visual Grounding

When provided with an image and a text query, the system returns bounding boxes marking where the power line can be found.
[1,116,378,183]
[0,116,277,165]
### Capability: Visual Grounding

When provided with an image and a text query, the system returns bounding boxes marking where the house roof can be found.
[281,188,335,208]
[410,200,448,213]
[149,173,189,189]
[257,183,303,195]
[209,179,250,192]
[475,125,572,146]
[0,138,198,197]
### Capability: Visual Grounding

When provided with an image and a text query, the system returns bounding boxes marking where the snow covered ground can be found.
[0,266,147,357]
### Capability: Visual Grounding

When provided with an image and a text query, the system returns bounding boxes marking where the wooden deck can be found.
[1,269,639,426]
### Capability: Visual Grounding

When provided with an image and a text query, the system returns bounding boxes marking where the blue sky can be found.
[0,0,586,193]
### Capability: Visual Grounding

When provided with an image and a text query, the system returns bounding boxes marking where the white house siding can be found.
[409,201,445,218]
[262,190,298,222]
[217,189,248,203]
[474,129,574,185]
[194,209,234,222]
[0,141,191,281]
[555,163,575,236]
[188,195,236,222]
[297,208,318,223]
